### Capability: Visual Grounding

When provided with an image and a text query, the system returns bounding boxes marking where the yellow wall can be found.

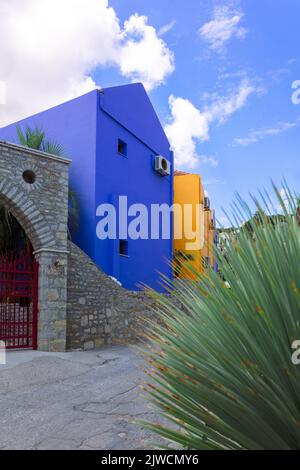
[174,174,205,279]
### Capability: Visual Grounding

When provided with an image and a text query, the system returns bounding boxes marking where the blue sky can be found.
[95,0,300,224]
[1,0,299,225]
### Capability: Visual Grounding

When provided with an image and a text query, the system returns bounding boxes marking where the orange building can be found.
[173,171,204,278]
[174,171,216,279]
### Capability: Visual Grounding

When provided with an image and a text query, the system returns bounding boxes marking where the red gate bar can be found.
[0,247,38,349]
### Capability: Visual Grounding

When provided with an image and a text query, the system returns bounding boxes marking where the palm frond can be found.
[42,139,64,156]
[16,126,27,147]
[15,126,79,239]
[17,126,45,150]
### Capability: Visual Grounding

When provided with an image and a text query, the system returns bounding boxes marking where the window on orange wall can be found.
[118,139,127,157]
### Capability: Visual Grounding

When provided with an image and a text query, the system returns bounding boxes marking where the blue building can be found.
[0,84,174,291]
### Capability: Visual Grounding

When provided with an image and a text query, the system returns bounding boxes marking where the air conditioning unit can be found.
[204,197,210,210]
[154,155,171,176]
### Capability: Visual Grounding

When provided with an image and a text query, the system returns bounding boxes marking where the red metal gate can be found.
[0,248,38,349]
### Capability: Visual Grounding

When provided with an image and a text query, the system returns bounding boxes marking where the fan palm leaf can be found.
[16,125,79,239]
[42,139,64,156]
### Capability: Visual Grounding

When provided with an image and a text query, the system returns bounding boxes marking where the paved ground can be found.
[0,345,164,450]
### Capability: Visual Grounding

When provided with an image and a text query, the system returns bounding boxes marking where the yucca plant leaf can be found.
[142,185,300,450]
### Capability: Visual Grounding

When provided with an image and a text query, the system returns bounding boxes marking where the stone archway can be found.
[0,141,71,351]
[0,182,55,251]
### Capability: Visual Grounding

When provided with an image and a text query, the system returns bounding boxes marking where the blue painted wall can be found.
[0,91,98,260]
[96,84,173,291]
[0,84,173,291]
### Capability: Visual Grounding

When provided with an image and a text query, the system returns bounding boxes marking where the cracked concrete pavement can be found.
[0,345,165,450]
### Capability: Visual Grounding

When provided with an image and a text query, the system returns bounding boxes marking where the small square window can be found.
[118,139,127,157]
[119,239,128,256]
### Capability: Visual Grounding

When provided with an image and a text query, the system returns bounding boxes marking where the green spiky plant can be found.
[17,126,64,156]
[143,183,300,450]
[173,250,195,278]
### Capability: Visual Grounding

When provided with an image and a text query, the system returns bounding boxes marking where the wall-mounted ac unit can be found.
[154,155,171,176]
[204,197,210,210]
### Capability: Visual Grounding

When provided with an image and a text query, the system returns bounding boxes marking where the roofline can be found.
[174,170,190,176]
[0,86,141,131]
[0,141,72,165]
[99,84,171,153]
[0,90,99,131]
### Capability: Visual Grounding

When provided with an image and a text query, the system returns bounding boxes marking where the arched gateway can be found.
[0,141,70,351]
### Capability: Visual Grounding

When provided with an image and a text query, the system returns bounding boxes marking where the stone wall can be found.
[0,142,69,252]
[0,141,165,353]
[66,241,158,350]
[0,141,70,351]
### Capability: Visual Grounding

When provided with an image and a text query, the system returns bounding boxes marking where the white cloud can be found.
[199,5,247,52]
[165,95,210,168]
[0,81,6,106]
[158,20,176,37]
[204,80,261,123]
[118,14,174,91]
[165,80,260,169]
[199,155,219,167]
[0,0,174,127]
[233,119,299,146]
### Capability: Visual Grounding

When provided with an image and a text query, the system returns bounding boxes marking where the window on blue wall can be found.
[118,139,127,157]
[119,239,129,256]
